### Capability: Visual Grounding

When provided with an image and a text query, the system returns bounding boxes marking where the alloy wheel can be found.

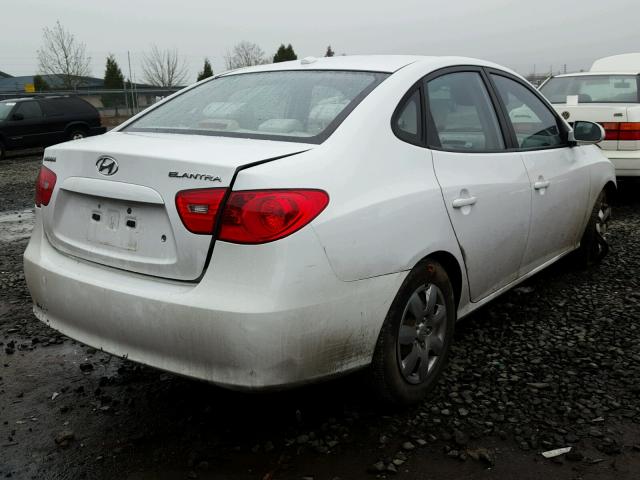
[397,283,448,385]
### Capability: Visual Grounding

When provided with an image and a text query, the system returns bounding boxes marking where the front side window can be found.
[15,101,42,120]
[492,74,564,149]
[540,75,638,104]
[426,72,505,152]
[126,70,388,143]
[0,102,16,121]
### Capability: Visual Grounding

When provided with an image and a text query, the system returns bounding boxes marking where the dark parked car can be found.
[0,96,106,159]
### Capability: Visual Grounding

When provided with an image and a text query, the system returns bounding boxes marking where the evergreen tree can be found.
[33,75,50,92]
[197,58,214,81]
[273,44,297,63]
[102,54,125,114]
[325,45,335,57]
[103,54,124,89]
[285,44,297,61]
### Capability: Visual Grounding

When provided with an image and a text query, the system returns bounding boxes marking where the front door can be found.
[489,73,590,273]
[6,100,45,148]
[425,70,532,301]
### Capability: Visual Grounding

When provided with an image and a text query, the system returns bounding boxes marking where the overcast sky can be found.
[2,0,638,83]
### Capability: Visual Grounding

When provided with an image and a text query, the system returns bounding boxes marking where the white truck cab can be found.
[540,53,640,177]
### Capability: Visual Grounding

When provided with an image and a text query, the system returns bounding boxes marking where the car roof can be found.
[550,72,639,78]
[218,55,515,76]
[0,95,77,103]
[1,97,32,103]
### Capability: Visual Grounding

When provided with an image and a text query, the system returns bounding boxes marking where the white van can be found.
[540,53,640,177]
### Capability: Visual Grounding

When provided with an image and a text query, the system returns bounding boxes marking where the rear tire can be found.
[369,259,456,406]
[575,189,611,266]
[0,141,5,160]
[68,128,87,141]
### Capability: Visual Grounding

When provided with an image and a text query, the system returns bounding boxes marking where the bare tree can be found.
[224,41,268,70]
[141,45,188,87]
[37,20,91,89]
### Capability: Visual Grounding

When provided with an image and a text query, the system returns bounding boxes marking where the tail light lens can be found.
[175,188,329,243]
[619,122,640,141]
[35,165,57,207]
[175,188,226,234]
[219,189,329,244]
[599,122,640,141]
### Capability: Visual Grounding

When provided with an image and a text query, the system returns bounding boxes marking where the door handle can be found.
[452,196,477,208]
[534,180,551,190]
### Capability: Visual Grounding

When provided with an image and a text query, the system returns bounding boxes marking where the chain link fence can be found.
[0,87,181,126]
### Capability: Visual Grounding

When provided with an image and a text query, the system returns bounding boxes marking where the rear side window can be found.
[393,89,422,144]
[491,74,564,149]
[40,98,96,117]
[126,70,388,144]
[426,72,505,152]
[540,75,639,104]
[15,101,42,120]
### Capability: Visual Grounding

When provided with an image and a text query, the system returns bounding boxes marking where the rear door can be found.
[38,98,69,145]
[489,72,590,273]
[426,68,531,302]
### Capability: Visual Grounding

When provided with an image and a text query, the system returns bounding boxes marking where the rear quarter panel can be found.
[232,62,467,292]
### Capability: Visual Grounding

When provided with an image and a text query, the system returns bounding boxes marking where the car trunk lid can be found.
[41,131,312,281]
[550,103,640,151]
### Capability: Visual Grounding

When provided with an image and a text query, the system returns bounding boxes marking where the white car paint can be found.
[539,54,640,177]
[24,56,615,390]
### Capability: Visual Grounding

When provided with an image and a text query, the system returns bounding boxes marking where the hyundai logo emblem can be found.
[96,156,119,176]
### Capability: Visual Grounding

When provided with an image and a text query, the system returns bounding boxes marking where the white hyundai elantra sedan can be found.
[24,55,615,405]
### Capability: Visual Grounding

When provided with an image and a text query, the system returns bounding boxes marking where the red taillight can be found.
[599,122,640,141]
[219,189,329,244]
[175,188,226,234]
[600,122,619,141]
[175,188,329,243]
[35,165,57,207]
[619,122,640,141]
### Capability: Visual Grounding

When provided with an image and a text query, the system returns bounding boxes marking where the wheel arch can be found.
[418,250,463,309]
[64,121,90,134]
[603,180,617,201]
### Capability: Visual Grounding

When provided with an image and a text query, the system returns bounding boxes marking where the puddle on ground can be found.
[0,208,35,242]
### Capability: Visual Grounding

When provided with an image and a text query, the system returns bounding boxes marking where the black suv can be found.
[0,96,106,159]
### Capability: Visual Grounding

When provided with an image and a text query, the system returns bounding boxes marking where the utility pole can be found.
[127,51,138,114]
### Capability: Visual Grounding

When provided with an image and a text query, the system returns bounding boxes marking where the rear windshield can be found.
[125,70,388,143]
[540,75,639,104]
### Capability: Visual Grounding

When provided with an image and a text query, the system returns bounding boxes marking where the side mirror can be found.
[11,112,24,121]
[569,120,605,145]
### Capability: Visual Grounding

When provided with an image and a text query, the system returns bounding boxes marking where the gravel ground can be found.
[1,151,639,479]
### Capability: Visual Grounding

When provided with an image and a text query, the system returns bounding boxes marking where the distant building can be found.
[0,74,107,93]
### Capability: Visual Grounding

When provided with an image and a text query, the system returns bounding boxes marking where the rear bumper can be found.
[24,210,403,389]
[602,150,640,176]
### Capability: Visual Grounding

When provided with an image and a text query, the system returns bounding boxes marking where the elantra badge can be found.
[96,156,119,176]
[168,171,222,182]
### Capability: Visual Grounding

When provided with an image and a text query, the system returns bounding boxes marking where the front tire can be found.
[575,189,611,266]
[369,259,456,406]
